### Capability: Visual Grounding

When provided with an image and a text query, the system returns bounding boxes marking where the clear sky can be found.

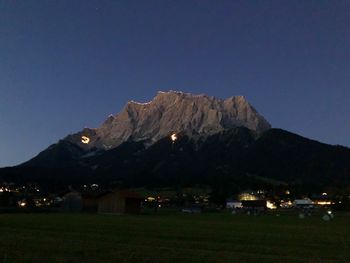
[1,0,350,167]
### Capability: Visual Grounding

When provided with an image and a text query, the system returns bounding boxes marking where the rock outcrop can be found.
[65,91,271,150]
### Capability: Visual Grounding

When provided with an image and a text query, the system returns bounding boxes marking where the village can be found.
[0,182,347,218]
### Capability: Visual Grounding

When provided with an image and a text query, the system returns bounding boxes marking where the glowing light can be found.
[280,200,293,208]
[239,193,258,201]
[267,200,277,209]
[19,202,26,207]
[81,136,90,144]
[315,201,332,206]
[322,192,328,196]
[171,133,177,142]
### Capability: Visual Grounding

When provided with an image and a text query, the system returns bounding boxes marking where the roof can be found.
[241,200,267,208]
[226,199,241,203]
[99,189,144,199]
[294,199,313,205]
[81,190,110,198]
[61,191,81,198]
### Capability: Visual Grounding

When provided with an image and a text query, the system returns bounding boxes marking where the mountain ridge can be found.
[2,91,350,193]
[2,127,350,194]
[64,91,271,151]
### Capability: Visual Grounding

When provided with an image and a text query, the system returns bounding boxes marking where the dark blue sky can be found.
[1,0,350,167]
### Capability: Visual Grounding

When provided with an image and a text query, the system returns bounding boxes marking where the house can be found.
[311,193,334,207]
[226,198,242,209]
[98,190,143,214]
[241,200,267,214]
[81,190,108,212]
[293,198,314,208]
[238,191,259,201]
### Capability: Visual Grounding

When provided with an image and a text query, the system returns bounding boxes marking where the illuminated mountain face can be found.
[65,91,271,150]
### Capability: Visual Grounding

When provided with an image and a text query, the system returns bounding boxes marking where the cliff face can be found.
[65,91,271,150]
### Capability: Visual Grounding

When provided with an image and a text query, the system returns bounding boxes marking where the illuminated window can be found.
[239,193,258,201]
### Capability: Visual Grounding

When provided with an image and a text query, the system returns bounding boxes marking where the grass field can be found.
[1,212,350,263]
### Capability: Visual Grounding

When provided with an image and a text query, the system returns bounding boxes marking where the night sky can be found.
[1,0,350,167]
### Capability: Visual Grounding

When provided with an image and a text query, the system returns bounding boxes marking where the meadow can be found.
[1,211,350,263]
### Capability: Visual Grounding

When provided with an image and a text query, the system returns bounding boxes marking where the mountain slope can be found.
[3,128,350,193]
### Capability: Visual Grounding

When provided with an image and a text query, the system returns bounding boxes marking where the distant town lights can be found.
[81,136,90,144]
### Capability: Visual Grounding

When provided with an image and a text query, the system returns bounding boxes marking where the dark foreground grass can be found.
[1,212,350,263]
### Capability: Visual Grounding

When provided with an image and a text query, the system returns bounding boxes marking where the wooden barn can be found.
[98,190,143,214]
[81,190,108,213]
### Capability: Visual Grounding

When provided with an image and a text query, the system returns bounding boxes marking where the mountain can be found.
[1,127,350,194]
[64,91,271,151]
[1,91,350,194]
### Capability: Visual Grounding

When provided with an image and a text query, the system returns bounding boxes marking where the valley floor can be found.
[1,212,350,262]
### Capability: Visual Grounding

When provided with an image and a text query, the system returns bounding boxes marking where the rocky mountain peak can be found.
[65,91,271,150]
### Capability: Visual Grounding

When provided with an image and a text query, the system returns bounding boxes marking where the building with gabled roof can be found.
[98,190,143,214]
